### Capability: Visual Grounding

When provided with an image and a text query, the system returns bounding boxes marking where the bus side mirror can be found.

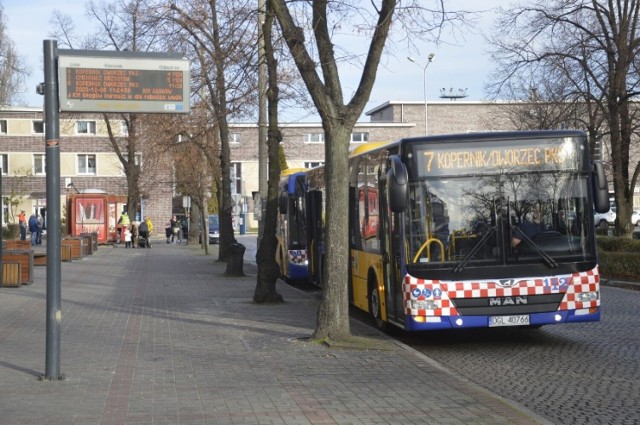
[387,155,408,213]
[278,191,288,214]
[593,161,610,213]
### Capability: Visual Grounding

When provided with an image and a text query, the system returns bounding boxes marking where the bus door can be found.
[379,171,405,325]
[306,189,324,286]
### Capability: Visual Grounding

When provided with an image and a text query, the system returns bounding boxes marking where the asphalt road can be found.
[396,286,640,425]
[238,234,639,424]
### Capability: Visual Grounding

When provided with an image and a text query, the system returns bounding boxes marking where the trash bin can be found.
[225,242,245,276]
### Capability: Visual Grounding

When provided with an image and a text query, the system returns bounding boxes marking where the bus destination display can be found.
[418,139,580,175]
[58,51,190,113]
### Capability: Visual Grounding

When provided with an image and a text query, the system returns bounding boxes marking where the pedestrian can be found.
[117,210,130,243]
[18,210,27,241]
[171,215,181,244]
[36,214,44,245]
[28,214,38,246]
[139,217,151,248]
[124,227,132,248]
[130,223,138,248]
[165,219,173,243]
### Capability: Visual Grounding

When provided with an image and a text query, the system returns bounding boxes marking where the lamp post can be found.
[408,53,435,135]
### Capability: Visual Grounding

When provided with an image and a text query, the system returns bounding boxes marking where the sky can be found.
[3,0,504,122]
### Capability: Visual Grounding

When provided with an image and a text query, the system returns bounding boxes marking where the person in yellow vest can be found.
[117,210,130,243]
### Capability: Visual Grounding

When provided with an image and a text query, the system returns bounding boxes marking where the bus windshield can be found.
[405,137,595,271]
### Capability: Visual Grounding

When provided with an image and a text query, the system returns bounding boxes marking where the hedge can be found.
[597,236,640,281]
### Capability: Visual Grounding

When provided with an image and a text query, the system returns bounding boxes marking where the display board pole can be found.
[43,39,63,381]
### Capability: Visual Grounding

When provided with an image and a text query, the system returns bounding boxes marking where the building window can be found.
[231,162,242,194]
[32,120,44,134]
[304,161,324,169]
[304,132,324,143]
[0,120,7,134]
[230,133,241,144]
[351,132,369,143]
[77,121,97,135]
[34,154,45,175]
[78,154,96,175]
[1,154,7,175]
[121,121,129,136]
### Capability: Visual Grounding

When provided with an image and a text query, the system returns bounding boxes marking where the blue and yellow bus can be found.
[306,130,610,331]
[276,168,309,282]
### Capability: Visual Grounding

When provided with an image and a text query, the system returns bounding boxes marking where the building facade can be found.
[0,107,173,233]
[6,100,616,234]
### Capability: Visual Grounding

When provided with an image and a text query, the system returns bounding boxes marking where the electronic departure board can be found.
[58,50,190,113]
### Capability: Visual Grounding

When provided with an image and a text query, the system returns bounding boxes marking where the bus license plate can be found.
[489,315,530,327]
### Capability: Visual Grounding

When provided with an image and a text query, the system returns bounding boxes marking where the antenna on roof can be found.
[440,88,468,101]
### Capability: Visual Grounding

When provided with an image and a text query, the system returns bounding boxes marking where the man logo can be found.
[497,279,518,288]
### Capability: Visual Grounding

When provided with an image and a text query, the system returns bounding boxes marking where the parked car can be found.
[632,211,640,227]
[594,206,640,228]
[594,207,616,230]
[209,214,219,244]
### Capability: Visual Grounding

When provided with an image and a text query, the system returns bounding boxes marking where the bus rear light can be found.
[575,291,599,303]
[411,300,438,310]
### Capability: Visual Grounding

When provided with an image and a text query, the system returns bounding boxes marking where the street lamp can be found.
[408,53,435,135]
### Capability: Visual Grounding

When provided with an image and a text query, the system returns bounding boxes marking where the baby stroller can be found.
[138,233,151,248]
[138,221,151,248]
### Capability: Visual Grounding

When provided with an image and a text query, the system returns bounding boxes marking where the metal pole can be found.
[408,54,434,136]
[257,0,267,242]
[0,160,3,287]
[423,67,428,136]
[43,39,63,380]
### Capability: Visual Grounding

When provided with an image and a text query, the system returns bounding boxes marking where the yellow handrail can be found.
[413,238,446,263]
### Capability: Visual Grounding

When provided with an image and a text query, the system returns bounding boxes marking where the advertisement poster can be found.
[74,197,106,239]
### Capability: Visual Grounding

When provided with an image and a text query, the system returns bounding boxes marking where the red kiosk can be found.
[66,192,127,244]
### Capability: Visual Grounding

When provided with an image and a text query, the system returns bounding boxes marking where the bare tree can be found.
[50,0,169,220]
[0,4,28,105]
[253,0,283,304]
[159,0,259,261]
[487,0,640,236]
[270,0,468,341]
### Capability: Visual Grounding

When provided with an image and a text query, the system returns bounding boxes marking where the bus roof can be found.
[349,140,394,157]
[280,168,308,177]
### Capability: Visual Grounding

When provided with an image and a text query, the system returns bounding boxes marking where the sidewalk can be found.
[0,239,549,425]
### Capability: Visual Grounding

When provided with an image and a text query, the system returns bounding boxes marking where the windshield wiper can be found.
[513,228,558,268]
[452,226,496,273]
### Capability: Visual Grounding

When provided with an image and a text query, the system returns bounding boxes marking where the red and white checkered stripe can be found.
[288,250,307,265]
[403,267,600,317]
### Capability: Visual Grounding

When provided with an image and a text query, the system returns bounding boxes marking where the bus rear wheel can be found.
[369,281,386,331]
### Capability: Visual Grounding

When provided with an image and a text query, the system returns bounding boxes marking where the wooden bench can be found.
[80,233,98,253]
[5,240,31,250]
[2,250,33,286]
[62,238,83,260]
[34,253,47,266]
[2,262,22,287]
[33,245,73,266]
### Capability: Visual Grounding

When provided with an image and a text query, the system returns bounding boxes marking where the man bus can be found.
[276,168,309,282]
[306,130,610,331]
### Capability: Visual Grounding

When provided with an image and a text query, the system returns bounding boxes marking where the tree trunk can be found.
[312,124,352,340]
[254,3,283,304]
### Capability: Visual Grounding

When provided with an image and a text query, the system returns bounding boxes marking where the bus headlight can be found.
[575,291,599,303]
[411,300,438,310]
